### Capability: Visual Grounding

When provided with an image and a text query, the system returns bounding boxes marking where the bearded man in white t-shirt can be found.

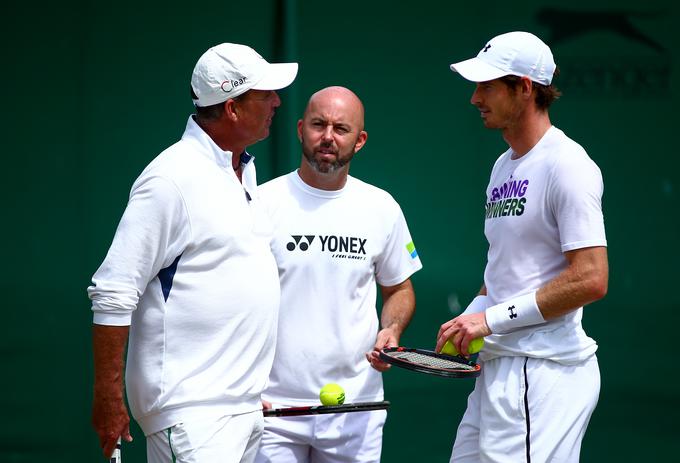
[437,32,609,462]
[255,86,423,463]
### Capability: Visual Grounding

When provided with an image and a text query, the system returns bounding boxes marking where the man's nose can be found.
[322,125,334,140]
[470,86,481,106]
[272,91,281,107]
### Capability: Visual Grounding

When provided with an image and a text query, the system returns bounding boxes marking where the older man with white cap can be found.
[89,43,297,462]
[437,31,608,462]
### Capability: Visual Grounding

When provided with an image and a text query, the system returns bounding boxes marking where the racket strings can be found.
[389,351,476,371]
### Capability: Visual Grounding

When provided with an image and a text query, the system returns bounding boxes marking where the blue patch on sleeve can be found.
[157,254,182,302]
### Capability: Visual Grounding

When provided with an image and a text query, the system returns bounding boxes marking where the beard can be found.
[301,140,355,174]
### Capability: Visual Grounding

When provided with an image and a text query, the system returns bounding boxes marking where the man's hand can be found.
[436,312,491,357]
[366,327,398,372]
[367,279,417,372]
[92,389,132,458]
[92,324,133,458]
[261,399,273,411]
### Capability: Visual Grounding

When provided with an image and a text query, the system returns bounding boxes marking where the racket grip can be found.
[109,437,121,463]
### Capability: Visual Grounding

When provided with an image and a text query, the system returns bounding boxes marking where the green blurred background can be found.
[3,0,678,461]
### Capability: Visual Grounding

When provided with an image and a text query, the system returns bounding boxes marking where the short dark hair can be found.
[190,84,227,121]
[500,68,562,110]
[194,101,226,121]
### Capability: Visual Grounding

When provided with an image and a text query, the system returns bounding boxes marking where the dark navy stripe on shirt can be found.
[158,254,182,302]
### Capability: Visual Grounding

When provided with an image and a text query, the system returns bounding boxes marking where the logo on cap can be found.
[483,44,492,53]
[220,76,248,93]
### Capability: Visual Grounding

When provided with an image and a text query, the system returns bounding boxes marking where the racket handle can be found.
[109,437,121,463]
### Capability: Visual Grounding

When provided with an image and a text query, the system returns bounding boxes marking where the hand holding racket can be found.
[366,326,401,372]
[91,394,131,463]
[264,401,391,417]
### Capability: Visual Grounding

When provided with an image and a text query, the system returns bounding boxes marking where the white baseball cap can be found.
[450,31,555,85]
[191,43,298,107]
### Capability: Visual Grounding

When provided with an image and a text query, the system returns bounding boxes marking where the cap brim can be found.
[252,62,299,90]
[450,57,509,83]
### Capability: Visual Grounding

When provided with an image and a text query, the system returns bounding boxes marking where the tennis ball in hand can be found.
[441,338,484,356]
[319,383,345,405]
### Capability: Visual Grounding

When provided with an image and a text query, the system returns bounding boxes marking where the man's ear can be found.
[297,119,304,143]
[353,130,368,154]
[225,99,239,121]
[520,77,534,99]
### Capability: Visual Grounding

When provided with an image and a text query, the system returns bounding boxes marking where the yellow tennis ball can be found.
[441,338,484,356]
[319,383,345,405]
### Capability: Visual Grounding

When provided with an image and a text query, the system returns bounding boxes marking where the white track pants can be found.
[451,355,600,463]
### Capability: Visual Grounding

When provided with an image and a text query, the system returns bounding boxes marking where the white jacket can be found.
[88,116,280,435]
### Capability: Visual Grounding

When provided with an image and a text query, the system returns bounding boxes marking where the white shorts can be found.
[146,410,264,463]
[451,355,600,463]
[255,405,387,463]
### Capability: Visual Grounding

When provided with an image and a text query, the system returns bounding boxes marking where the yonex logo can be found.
[287,235,315,251]
[507,305,518,319]
[285,234,368,258]
[220,76,248,93]
[483,44,491,52]
[320,235,366,254]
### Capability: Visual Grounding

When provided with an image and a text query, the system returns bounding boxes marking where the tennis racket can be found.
[379,347,481,378]
[109,437,121,463]
[263,400,390,417]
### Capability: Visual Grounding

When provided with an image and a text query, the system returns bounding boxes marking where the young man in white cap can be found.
[89,43,297,462]
[437,32,608,462]
[255,86,422,462]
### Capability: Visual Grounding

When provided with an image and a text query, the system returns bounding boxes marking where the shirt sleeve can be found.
[88,174,191,325]
[548,152,607,253]
[374,200,423,287]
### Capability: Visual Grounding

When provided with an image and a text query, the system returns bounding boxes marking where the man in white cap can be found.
[437,32,608,462]
[89,43,297,462]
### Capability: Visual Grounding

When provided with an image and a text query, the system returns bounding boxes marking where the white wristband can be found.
[462,295,489,315]
[485,291,545,334]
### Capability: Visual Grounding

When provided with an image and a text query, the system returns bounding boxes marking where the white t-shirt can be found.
[259,171,422,405]
[88,116,280,435]
[481,126,607,364]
